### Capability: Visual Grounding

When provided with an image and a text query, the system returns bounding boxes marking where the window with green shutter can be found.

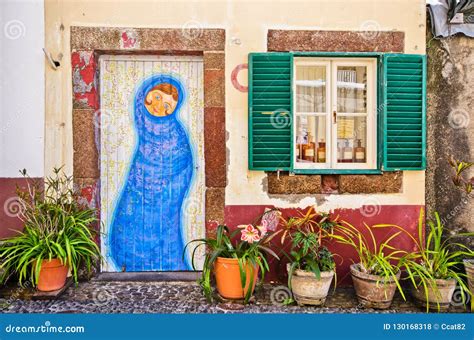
[248,53,293,171]
[382,54,426,171]
[248,52,426,174]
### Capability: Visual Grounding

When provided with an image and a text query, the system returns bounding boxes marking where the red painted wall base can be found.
[0,178,43,238]
[225,205,423,285]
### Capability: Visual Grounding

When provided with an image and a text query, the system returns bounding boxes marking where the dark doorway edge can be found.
[94,271,201,282]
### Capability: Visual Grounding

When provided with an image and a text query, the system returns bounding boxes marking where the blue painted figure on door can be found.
[109,74,193,271]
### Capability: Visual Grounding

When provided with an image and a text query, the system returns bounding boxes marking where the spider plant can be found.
[330,220,407,304]
[395,210,474,311]
[0,167,101,287]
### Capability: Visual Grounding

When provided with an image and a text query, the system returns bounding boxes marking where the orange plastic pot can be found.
[37,259,68,292]
[214,257,259,299]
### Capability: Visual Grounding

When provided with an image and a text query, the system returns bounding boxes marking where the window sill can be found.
[267,171,402,195]
[292,169,382,175]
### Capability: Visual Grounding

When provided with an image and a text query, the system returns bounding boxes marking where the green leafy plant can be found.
[287,231,335,289]
[448,156,473,194]
[184,213,280,304]
[279,208,337,289]
[330,220,406,299]
[395,210,474,311]
[0,167,101,287]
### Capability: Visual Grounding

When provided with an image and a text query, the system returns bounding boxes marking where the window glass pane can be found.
[336,116,367,163]
[296,66,326,113]
[337,66,367,113]
[296,115,327,163]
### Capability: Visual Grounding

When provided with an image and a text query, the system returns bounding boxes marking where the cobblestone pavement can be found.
[0,281,468,314]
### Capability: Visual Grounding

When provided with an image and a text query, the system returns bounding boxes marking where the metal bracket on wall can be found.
[43,48,62,70]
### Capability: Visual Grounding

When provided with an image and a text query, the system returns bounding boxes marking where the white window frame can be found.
[292,57,377,170]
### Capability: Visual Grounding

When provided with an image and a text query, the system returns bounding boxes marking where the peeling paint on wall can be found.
[120,29,140,49]
[77,181,99,209]
[72,51,98,108]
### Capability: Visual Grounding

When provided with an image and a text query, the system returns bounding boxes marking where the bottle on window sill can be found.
[342,139,353,163]
[303,133,315,162]
[317,139,326,163]
[296,143,304,161]
[337,140,344,163]
[354,139,366,163]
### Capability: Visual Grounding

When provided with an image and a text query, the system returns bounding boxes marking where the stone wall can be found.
[426,25,474,245]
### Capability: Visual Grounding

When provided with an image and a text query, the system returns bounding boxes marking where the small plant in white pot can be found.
[280,208,338,306]
[286,232,336,306]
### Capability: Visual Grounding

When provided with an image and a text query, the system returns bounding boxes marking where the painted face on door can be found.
[144,83,178,117]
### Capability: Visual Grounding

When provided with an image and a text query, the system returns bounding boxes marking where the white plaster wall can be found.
[44,0,427,209]
[0,0,45,177]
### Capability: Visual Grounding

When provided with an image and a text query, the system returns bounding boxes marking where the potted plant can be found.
[463,257,474,312]
[286,232,336,306]
[0,168,101,292]
[279,208,337,306]
[185,217,280,304]
[397,210,473,311]
[331,221,406,309]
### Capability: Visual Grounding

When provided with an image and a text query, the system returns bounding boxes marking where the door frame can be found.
[70,26,226,275]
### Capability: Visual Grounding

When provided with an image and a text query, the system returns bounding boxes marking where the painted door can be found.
[99,55,205,272]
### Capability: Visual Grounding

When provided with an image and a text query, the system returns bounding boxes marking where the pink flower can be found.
[261,209,280,231]
[239,224,261,244]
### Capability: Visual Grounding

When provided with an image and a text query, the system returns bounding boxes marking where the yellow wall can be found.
[44,0,427,210]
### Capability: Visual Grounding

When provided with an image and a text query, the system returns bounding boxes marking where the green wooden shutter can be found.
[382,54,426,170]
[248,53,292,170]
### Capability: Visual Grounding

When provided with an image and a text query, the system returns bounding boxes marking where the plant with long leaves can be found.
[330,220,407,300]
[0,167,101,286]
[448,156,473,194]
[184,213,281,304]
[393,210,474,311]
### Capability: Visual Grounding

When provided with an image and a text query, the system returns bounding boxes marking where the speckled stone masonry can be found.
[267,172,402,195]
[205,187,225,224]
[71,27,225,51]
[72,109,99,179]
[267,172,322,194]
[339,172,403,194]
[267,30,404,52]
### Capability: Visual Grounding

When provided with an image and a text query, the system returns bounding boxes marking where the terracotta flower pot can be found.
[37,259,68,292]
[350,263,400,309]
[411,278,456,311]
[289,266,334,306]
[214,257,259,300]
